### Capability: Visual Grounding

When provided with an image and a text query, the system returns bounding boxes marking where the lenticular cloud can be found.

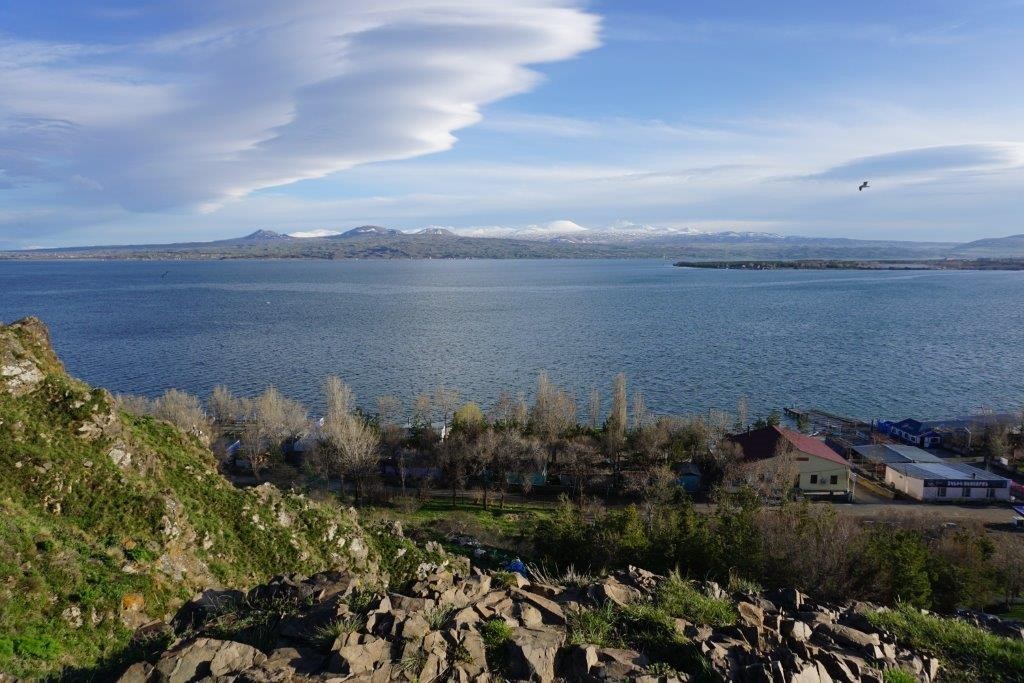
[0,1,600,212]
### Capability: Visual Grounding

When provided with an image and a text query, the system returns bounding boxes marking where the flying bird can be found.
[858,181,870,191]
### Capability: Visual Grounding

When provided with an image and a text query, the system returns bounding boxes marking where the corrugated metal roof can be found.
[887,461,1009,483]
[852,444,942,464]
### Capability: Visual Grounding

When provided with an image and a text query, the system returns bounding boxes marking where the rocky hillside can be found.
[0,318,434,679]
[114,559,1023,683]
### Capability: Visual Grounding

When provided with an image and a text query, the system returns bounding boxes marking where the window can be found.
[809,474,818,484]
[937,486,947,497]
[830,475,838,485]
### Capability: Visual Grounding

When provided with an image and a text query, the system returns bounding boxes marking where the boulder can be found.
[512,588,566,625]
[591,647,649,680]
[782,619,814,642]
[154,638,266,683]
[590,578,640,607]
[329,633,390,675]
[210,641,269,677]
[507,627,564,681]
[817,623,880,649]
[117,662,155,683]
[737,602,765,629]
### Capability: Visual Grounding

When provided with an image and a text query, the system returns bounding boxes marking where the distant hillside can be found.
[0,228,977,261]
[950,234,1024,257]
[334,225,402,239]
[0,318,433,679]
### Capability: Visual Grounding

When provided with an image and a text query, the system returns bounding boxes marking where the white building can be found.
[885,461,1011,501]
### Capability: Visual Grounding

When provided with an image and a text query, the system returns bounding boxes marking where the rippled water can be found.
[2,259,1022,421]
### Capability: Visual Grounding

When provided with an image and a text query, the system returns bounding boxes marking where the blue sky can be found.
[1,0,1023,248]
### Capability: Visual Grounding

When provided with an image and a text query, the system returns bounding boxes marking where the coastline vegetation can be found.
[116,370,1024,621]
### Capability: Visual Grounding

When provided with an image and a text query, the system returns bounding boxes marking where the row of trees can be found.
[118,371,762,505]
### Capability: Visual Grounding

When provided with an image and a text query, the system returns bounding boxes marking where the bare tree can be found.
[316,376,381,505]
[153,389,212,444]
[530,371,577,439]
[239,411,269,479]
[737,395,749,432]
[513,437,546,499]
[490,431,521,508]
[490,391,518,427]
[561,438,600,503]
[412,393,433,428]
[587,386,602,429]
[607,373,627,442]
[473,428,500,509]
[116,393,154,418]
[632,389,648,430]
[738,441,799,502]
[208,385,241,432]
[437,433,473,508]
[433,386,460,432]
[376,394,402,428]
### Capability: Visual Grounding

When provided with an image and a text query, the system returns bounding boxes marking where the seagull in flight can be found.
[858,181,870,191]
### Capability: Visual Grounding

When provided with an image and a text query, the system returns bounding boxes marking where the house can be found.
[884,461,1011,501]
[729,426,852,498]
[888,419,943,448]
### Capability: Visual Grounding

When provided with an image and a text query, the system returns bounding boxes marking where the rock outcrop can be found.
[120,565,958,683]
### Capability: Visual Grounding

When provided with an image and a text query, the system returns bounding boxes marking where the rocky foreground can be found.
[116,551,972,683]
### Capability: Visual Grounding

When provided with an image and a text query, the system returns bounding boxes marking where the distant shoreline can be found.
[674,258,1024,271]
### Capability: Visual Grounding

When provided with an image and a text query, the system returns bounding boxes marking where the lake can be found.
[1,259,1022,422]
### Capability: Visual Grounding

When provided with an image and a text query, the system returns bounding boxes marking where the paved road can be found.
[832,501,1017,524]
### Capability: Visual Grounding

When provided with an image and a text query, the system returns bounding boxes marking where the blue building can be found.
[888,418,944,448]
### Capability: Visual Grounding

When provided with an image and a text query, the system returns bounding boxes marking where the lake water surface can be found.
[2,259,1022,422]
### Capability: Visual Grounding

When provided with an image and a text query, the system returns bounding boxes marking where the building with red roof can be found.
[729,425,852,498]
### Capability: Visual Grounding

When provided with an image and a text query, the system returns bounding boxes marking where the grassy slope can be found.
[867,606,1024,683]
[0,319,371,679]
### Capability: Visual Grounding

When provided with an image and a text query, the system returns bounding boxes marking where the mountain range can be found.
[3,226,1024,261]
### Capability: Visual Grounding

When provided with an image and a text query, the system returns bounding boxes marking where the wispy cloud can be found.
[804,143,1024,181]
[0,1,600,212]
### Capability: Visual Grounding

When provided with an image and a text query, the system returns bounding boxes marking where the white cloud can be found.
[0,1,600,212]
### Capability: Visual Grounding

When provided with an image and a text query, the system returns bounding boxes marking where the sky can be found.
[1,0,1023,248]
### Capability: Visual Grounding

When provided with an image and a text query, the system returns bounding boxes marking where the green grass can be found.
[0,322,380,679]
[307,615,366,650]
[867,605,1024,683]
[567,604,618,647]
[480,618,513,672]
[882,668,917,683]
[656,572,736,627]
[565,579,722,680]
